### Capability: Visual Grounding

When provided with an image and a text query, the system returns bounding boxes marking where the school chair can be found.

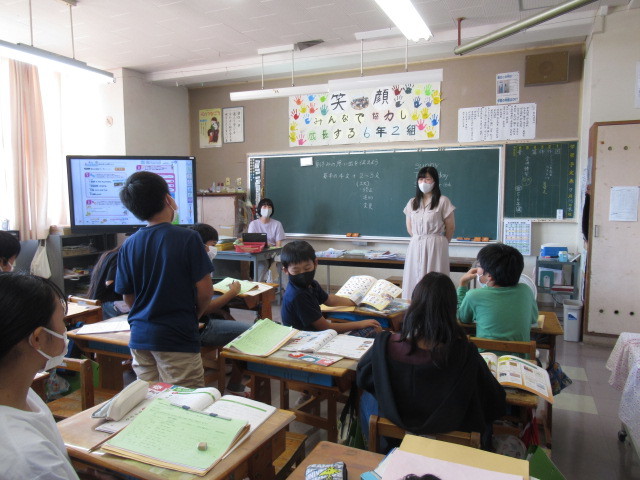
[67,295,101,306]
[368,415,481,453]
[200,345,227,390]
[48,358,117,421]
[273,432,308,480]
[468,337,537,360]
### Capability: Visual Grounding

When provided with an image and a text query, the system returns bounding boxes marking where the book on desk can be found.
[92,382,277,476]
[335,275,402,311]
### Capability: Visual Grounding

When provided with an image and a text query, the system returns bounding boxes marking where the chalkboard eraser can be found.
[482,237,490,242]
[473,237,482,242]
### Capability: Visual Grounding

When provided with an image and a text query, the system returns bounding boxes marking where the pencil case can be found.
[305,461,347,480]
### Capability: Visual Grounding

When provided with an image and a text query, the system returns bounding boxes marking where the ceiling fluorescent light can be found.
[328,69,443,91]
[230,83,328,101]
[375,0,432,42]
[0,39,114,82]
[257,44,295,55]
[354,27,402,41]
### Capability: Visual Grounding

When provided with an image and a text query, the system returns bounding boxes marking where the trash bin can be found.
[563,299,583,342]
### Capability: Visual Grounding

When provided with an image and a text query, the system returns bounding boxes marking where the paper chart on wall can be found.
[503,219,531,255]
[609,186,639,222]
[458,103,536,142]
[288,82,441,147]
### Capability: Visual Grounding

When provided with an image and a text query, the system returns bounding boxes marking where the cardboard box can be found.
[218,225,235,237]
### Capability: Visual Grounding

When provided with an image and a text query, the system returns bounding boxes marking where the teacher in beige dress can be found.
[402,166,456,299]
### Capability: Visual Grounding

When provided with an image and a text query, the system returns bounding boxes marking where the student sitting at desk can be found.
[0,273,80,479]
[0,230,20,272]
[247,197,286,282]
[190,223,239,320]
[116,172,213,389]
[280,240,382,337]
[357,272,506,451]
[191,223,251,396]
[87,245,129,320]
[457,243,538,349]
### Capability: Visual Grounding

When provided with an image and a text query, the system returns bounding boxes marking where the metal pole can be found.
[69,4,76,59]
[454,0,598,55]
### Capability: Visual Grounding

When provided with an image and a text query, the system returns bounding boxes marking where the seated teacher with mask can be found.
[247,197,286,282]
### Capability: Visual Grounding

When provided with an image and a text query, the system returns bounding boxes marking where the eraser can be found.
[198,442,208,451]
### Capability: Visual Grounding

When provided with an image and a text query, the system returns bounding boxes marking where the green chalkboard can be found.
[253,148,500,239]
[504,142,577,218]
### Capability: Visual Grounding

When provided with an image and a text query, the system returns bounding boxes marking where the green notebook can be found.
[225,318,297,357]
[102,399,249,475]
[527,445,566,480]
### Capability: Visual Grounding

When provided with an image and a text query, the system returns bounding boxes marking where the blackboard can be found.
[504,142,577,218]
[251,148,500,239]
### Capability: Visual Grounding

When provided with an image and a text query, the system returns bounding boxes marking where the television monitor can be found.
[66,155,197,234]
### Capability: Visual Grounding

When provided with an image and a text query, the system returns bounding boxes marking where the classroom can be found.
[0,1,639,479]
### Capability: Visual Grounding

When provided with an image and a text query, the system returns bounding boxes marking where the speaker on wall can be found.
[525,51,569,86]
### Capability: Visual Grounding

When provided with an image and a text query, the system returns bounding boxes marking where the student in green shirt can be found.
[457,243,538,345]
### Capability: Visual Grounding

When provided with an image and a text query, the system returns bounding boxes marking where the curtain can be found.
[8,60,49,240]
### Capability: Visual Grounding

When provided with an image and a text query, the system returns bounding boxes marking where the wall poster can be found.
[288,82,441,147]
[223,107,244,143]
[199,108,222,148]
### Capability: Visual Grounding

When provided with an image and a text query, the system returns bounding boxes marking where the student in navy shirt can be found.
[281,240,381,335]
[116,171,213,388]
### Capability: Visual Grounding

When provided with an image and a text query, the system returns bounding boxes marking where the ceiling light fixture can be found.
[0,0,114,82]
[374,0,432,42]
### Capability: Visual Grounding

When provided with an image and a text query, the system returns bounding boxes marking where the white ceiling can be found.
[0,0,635,87]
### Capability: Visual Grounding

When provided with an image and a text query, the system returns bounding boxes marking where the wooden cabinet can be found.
[48,233,117,297]
[585,121,640,335]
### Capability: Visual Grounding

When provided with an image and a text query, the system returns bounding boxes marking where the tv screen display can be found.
[66,155,197,233]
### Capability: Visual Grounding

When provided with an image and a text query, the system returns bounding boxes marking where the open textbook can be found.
[481,353,554,403]
[335,275,402,311]
[224,318,297,357]
[280,329,374,360]
[97,382,276,435]
[213,277,272,296]
[102,398,250,476]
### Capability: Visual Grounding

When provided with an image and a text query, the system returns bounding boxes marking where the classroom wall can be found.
[189,44,583,190]
[189,45,583,287]
[121,69,190,156]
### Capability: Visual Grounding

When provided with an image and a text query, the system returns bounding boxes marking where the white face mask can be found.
[476,273,489,288]
[207,247,217,262]
[419,182,434,194]
[34,327,69,372]
[260,208,272,218]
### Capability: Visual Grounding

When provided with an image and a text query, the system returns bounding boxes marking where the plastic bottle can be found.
[558,251,568,262]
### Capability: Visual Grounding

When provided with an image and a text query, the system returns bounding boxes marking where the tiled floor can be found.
[227,304,640,480]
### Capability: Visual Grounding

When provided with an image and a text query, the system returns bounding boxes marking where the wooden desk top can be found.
[58,404,295,480]
[65,303,102,324]
[68,327,130,347]
[286,441,384,480]
[222,349,358,377]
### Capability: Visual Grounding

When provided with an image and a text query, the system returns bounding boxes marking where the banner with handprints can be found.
[288,82,441,147]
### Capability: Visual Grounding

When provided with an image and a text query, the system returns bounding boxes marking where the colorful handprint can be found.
[290,109,300,120]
